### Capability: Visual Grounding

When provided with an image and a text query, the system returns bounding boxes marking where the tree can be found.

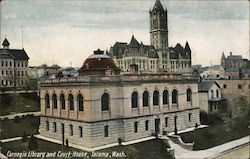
[22,131,27,142]
[28,135,39,150]
[235,96,250,118]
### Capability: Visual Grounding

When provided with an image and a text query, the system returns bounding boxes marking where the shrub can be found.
[22,131,28,142]
[200,111,222,125]
[28,135,39,150]
[14,116,20,123]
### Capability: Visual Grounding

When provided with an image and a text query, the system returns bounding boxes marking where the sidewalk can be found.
[164,135,250,159]
[0,111,40,120]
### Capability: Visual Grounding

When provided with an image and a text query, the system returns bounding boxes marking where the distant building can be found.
[0,38,29,89]
[108,0,191,74]
[28,66,45,79]
[221,52,250,79]
[216,79,250,117]
[198,81,226,114]
[202,65,225,79]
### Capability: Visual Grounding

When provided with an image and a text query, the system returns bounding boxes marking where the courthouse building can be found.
[108,0,192,74]
[39,49,200,148]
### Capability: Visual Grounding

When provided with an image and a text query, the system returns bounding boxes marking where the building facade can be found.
[0,38,29,89]
[39,50,200,149]
[216,79,250,117]
[108,0,191,74]
[198,81,226,114]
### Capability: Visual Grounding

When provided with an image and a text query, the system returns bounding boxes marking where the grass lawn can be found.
[1,138,173,159]
[0,93,40,116]
[0,116,40,139]
[180,119,249,150]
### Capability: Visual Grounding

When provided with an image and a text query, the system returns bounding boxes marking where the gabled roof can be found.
[221,52,226,60]
[129,35,140,48]
[198,81,220,92]
[185,41,191,53]
[2,38,10,47]
[0,48,29,60]
[227,55,243,60]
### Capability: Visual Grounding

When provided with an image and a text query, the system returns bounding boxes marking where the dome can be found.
[79,49,120,76]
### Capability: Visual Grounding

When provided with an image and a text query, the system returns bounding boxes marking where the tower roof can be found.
[2,38,10,47]
[221,52,226,60]
[129,35,140,48]
[185,41,191,53]
[152,0,164,12]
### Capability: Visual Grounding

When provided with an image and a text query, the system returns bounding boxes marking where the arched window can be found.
[60,94,65,110]
[163,90,169,105]
[68,94,74,111]
[143,91,149,107]
[52,94,57,109]
[153,90,159,106]
[101,93,110,111]
[77,94,84,111]
[131,91,138,108]
[172,89,178,104]
[45,94,50,108]
[187,89,192,102]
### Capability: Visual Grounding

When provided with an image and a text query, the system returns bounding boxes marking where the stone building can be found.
[216,79,250,117]
[108,0,191,74]
[0,38,29,89]
[39,49,200,149]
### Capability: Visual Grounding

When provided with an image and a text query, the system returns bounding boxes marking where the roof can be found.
[0,48,29,60]
[221,52,226,60]
[80,49,117,70]
[227,55,243,60]
[152,0,164,12]
[225,68,239,72]
[2,38,10,46]
[198,81,220,92]
[129,35,140,48]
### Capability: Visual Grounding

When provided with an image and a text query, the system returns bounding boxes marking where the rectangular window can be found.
[223,84,227,89]
[10,61,12,67]
[165,117,168,127]
[46,121,49,131]
[211,90,214,98]
[1,70,4,75]
[145,120,149,131]
[134,122,138,133]
[79,126,83,137]
[238,84,242,89]
[216,90,219,98]
[5,61,8,67]
[61,123,64,134]
[189,113,192,122]
[1,61,3,67]
[104,125,109,137]
[70,125,73,136]
[53,122,57,132]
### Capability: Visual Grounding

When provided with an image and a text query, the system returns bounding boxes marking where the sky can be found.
[0,0,249,67]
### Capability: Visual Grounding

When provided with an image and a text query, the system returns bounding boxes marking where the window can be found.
[70,124,73,136]
[142,91,149,107]
[101,93,110,111]
[79,126,83,137]
[187,89,192,102]
[5,61,8,67]
[68,94,74,111]
[153,90,159,106]
[189,113,192,122]
[61,123,65,134]
[223,84,227,89]
[134,122,138,133]
[211,90,214,98]
[46,121,49,131]
[172,89,178,104]
[1,70,3,75]
[53,122,57,132]
[60,94,65,110]
[131,91,138,108]
[145,120,149,131]
[52,94,57,109]
[165,117,168,127]
[45,94,50,108]
[1,61,3,67]
[77,94,84,111]
[6,70,8,75]
[104,125,109,137]
[216,90,219,98]
[238,84,242,89]
[163,90,169,105]
[9,61,12,67]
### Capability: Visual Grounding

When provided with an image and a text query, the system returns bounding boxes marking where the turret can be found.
[2,38,10,49]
